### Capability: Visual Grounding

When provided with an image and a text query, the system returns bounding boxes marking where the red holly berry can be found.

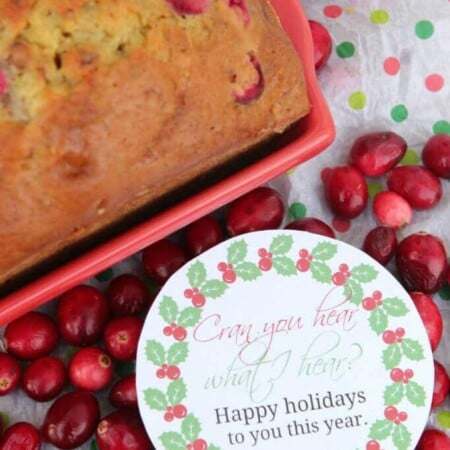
[163,325,175,336]
[259,258,272,271]
[156,368,166,379]
[173,327,187,341]
[184,289,194,298]
[404,368,414,380]
[193,438,208,450]
[217,262,228,272]
[167,365,181,380]
[383,330,396,344]
[332,272,347,286]
[164,411,174,422]
[297,259,310,272]
[223,270,237,283]
[362,297,377,311]
[384,406,398,421]
[395,328,405,338]
[258,248,268,257]
[192,293,206,308]
[390,368,404,383]
[366,440,381,450]
[173,404,187,419]
[397,411,408,422]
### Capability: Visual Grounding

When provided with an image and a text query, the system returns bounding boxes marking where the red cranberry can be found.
[416,429,450,450]
[106,274,151,316]
[387,165,442,210]
[109,373,138,410]
[184,215,224,256]
[285,217,335,238]
[349,131,407,177]
[165,0,209,15]
[432,360,450,408]
[233,53,265,104]
[226,186,284,236]
[410,292,443,352]
[22,356,66,402]
[57,284,109,346]
[422,134,450,178]
[362,226,397,265]
[372,191,412,229]
[323,165,368,219]
[142,239,188,285]
[0,352,21,396]
[395,232,448,293]
[3,311,59,360]
[103,316,143,361]
[0,422,41,450]
[308,20,332,71]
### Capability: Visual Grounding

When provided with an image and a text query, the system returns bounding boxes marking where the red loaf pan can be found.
[0,0,335,326]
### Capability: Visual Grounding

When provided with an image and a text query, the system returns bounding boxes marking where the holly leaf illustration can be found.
[167,379,187,405]
[369,419,394,440]
[187,261,207,288]
[406,381,426,406]
[160,432,186,450]
[167,342,188,365]
[227,240,247,264]
[178,307,201,328]
[201,279,227,298]
[392,423,411,450]
[145,339,166,366]
[401,338,424,361]
[369,308,388,335]
[382,297,409,317]
[384,382,404,405]
[311,241,337,260]
[144,388,167,411]
[344,278,363,305]
[310,261,332,283]
[382,343,402,369]
[181,414,201,442]
[269,234,293,255]
[351,264,378,283]
[159,296,179,324]
[234,261,262,281]
[272,256,297,276]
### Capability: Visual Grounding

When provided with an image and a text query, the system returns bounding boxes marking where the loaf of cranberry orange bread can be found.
[0,0,310,286]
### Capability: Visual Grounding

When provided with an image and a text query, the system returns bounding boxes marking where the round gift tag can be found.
[136,230,433,450]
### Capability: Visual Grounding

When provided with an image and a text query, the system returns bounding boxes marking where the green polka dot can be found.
[336,42,356,58]
[433,120,450,135]
[400,148,420,166]
[367,182,383,199]
[349,91,367,110]
[371,10,390,25]
[439,283,450,301]
[391,104,408,122]
[415,20,434,39]
[437,410,450,429]
[95,267,114,282]
[288,202,307,220]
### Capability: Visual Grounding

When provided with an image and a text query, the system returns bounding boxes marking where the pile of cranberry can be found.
[1,19,450,450]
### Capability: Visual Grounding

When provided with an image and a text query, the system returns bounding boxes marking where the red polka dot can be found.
[425,74,444,92]
[383,57,400,76]
[323,5,343,18]
[332,216,351,233]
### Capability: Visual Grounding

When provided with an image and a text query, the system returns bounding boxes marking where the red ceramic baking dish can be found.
[0,0,335,327]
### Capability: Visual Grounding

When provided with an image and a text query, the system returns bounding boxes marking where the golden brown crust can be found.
[0,0,310,285]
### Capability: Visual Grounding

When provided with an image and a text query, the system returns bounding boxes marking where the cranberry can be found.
[323,165,368,219]
[22,356,66,402]
[432,360,450,408]
[387,165,442,210]
[0,422,41,450]
[228,0,249,25]
[3,311,59,360]
[57,284,109,346]
[165,0,209,15]
[308,20,332,71]
[285,217,335,238]
[68,346,114,391]
[106,274,152,316]
[0,352,21,396]
[109,373,138,410]
[103,316,143,361]
[372,191,412,229]
[349,131,407,177]
[226,186,284,236]
[184,215,224,256]
[422,134,450,178]
[416,429,450,450]
[395,232,447,293]
[233,53,265,104]
[96,410,154,450]
[410,292,443,352]
[362,226,397,265]
[41,390,100,449]
[142,239,188,285]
